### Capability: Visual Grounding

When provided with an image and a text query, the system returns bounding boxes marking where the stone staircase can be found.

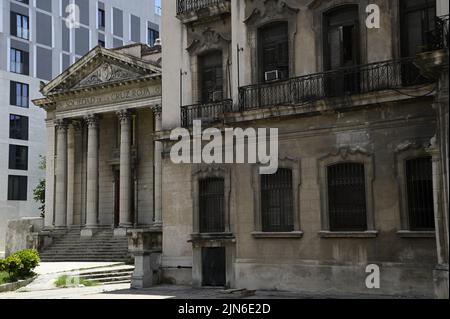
[40,229,131,262]
[77,264,134,285]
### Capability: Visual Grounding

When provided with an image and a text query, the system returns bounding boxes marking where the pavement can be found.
[0,262,420,299]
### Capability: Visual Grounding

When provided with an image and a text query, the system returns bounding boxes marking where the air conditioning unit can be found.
[265,70,281,82]
[212,90,223,102]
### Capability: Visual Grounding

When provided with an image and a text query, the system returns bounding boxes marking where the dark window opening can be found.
[148,28,159,46]
[9,145,28,171]
[327,163,367,231]
[98,8,106,28]
[202,247,226,287]
[400,0,437,57]
[10,48,29,75]
[10,81,29,107]
[11,12,29,40]
[8,175,27,201]
[323,6,360,96]
[406,157,435,230]
[10,114,29,140]
[199,177,225,233]
[98,39,105,47]
[258,22,289,82]
[199,51,223,103]
[261,168,294,232]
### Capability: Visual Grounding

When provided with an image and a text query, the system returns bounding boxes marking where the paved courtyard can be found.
[0,262,422,299]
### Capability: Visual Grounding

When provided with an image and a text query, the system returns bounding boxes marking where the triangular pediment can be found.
[42,46,161,95]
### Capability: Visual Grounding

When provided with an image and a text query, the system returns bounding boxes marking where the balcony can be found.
[238,57,434,111]
[176,0,231,24]
[181,99,232,127]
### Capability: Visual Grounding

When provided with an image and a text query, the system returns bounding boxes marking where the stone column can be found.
[153,106,162,226]
[117,110,132,232]
[66,123,75,227]
[82,115,99,237]
[54,119,68,229]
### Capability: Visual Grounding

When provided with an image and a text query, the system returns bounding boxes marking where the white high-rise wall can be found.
[0,0,161,253]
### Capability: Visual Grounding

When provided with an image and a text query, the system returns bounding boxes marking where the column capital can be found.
[55,119,69,131]
[85,114,99,128]
[71,119,85,132]
[117,109,133,123]
[151,104,162,118]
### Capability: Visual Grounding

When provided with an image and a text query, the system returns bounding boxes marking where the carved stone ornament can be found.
[186,27,231,55]
[75,63,139,89]
[244,0,300,25]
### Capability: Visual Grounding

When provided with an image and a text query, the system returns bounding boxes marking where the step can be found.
[79,270,134,279]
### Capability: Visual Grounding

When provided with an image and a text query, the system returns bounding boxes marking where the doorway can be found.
[201,247,226,287]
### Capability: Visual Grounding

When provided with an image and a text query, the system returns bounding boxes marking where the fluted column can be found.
[66,123,75,227]
[153,106,162,226]
[118,110,132,228]
[54,119,68,229]
[84,115,99,230]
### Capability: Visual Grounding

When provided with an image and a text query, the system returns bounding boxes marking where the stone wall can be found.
[5,217,44,257]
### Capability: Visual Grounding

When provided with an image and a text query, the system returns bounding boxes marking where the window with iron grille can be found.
[327,163,367,231]
[406,157,435,230]
[258,22,289,82]
[199,177,225,233]
[261,168,294,232]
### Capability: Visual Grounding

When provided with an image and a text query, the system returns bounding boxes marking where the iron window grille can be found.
[261,168,294,232]
[406,157,435,230]
[176,0,229,15]
[199,177,225,233]
[327,163,367,231]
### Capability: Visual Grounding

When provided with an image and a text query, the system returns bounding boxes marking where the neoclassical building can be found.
[32,44,162,262]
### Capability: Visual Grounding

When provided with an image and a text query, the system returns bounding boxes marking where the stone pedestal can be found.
[128,228,162,288]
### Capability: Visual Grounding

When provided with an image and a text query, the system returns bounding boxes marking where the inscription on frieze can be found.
[59,86,161,110]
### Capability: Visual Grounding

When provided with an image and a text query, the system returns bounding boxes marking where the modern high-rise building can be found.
[0,0,161,253]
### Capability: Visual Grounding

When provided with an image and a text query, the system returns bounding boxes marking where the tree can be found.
[33,155,46,218]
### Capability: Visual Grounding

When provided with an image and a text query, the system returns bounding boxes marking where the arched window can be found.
[199,177,225,233]
[261,168,294,232]
[258,22,289,82]
[327,163,367,231]
[405,156,434,230]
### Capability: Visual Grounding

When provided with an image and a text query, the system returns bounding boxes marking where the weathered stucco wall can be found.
[5,217,44,257]
[161,98,437,296]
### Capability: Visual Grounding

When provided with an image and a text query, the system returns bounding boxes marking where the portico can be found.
[33,45,162,238]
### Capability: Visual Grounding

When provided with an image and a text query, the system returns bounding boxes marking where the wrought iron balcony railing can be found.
[176,0,230,16]
[238,57,433,111]
[425,15,449,51]
[181,99,233,127]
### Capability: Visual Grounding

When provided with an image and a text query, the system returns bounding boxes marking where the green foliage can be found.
[55,275,99,288]
[33,155,46,218]
[0,271,12,285]
[0,249,40,281]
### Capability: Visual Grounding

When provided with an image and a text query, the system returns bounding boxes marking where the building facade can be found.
[0,0,161,252]
[160,0,449,297]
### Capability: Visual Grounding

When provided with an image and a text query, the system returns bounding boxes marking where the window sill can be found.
[396,230,435,238]
[251,231,304,239]
[319,231,378,238]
